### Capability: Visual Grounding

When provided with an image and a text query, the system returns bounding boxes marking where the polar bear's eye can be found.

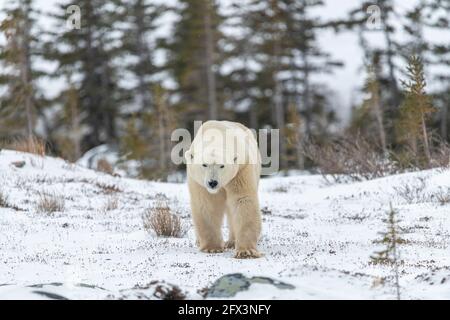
[202,164,207,168]
[219,165,225,169]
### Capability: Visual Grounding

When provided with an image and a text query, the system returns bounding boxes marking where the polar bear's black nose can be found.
[208,180,218,189]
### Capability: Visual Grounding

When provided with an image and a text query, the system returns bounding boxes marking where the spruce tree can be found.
[350,62,387,153]
[426,0,450,140]
[119,84,176,179]
[349,1,401,110]
[400,1,429,61]
[228,0,341,169]
[0,0,43,140]
[119,0,163,112]
[397,56,436,167]
[162,0,224,124]
[46,0,125,150]
[51,83,82,161]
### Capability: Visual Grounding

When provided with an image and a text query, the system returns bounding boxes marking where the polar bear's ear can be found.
[185,149,194,163]
[233,156,238,164]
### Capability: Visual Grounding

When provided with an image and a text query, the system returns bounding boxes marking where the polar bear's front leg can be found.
[193,210,225,253]
[225,208,236,249]
[188,179,226,253]
[231,196,262,259]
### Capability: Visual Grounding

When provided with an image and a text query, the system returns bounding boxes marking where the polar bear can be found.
[185,120,262,259]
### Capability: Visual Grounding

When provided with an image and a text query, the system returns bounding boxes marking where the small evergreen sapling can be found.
[371,203,405,300]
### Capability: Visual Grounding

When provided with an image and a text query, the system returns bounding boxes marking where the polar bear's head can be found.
[185,147,240,194]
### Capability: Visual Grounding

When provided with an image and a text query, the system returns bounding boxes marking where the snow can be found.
[1,149,449,299]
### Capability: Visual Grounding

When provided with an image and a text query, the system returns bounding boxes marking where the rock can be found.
[11,161,26,168]
[205,273,295,298]
[111,281,186,300]
[31,290,69,300]
[0,283,107,300]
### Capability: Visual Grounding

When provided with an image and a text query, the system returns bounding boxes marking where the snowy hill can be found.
[0,149,449,300]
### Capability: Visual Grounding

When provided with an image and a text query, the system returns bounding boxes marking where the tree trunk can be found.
[273,40,286,170]
[20,0,34,138]
[290,57,304,169]
[100,61,116,143]
[421,113,432,167]
[392,228,401,300]
[243,40,257,129]
[204,1,218,120]
[373,85,387,153]
[84,1,101,148]
[303,52,312,137]
[371,62,388,154]
[69,85,82,160]
[441,98,448,141]
[158,106,167,172]
[135,0,152,111]
[249,104,258,130]
[380,8,400,108]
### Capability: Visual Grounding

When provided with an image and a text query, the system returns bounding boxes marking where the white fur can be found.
[185,121,263,259]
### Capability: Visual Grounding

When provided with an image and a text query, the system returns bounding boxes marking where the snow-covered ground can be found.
[0,149,449,300]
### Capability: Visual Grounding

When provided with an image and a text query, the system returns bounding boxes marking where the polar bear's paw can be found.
[234,249,263,259]
[201,247,224,254]
[224,240,235,249]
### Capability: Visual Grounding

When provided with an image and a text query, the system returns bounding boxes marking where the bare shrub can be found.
[102,197,119,212]
[151,192,169,201]
[435,189,450,205]
[395,179,450,205]
[272,185,288,193]
[0,191,9,208]
[303,136,397,183]
[94,181,122,194]
[430,139,450,169]
[0,190,22,211]
[151,281,186,300]
[393,178,429,204]
[143,197,186,238]
[391,138,450,171]
[36,192,65,214]
[97,158,114,175]
[10,136,46,156]
[130,281,186,300]
[261,206,272,215]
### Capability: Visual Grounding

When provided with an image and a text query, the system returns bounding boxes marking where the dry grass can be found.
[142,197,186,238]
[428,138,450,169]
[152,281,186,300]
[394,179,450,205]
[303,136,397,183]
[394,179,428,204]
[36,192,65,214]
[0,191,9,208]
[97,158,114,175]
[272,185,288,193]
[102,197,119,212]
[133,281,186,300]
[94,181,122,194]
[435,189,450,206]
[0,190,22,211]
[9,136,46,156]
